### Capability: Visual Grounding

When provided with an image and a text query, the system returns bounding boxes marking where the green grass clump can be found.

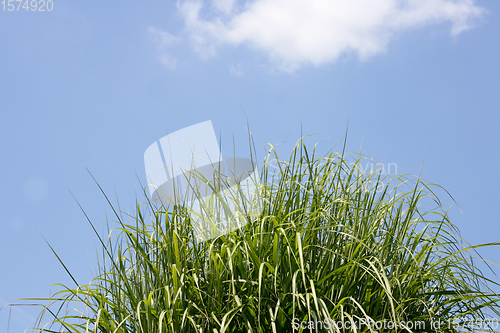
[23,140,500,332]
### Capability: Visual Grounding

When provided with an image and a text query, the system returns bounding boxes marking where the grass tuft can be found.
[15,139,500,332]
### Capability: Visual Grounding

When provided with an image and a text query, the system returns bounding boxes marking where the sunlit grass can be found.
[17,139,500,332]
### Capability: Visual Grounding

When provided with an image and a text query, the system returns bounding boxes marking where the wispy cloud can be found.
[229,62,244,76]
[154,0,484,72]
[148,27,181,69]
[212,0,236,15]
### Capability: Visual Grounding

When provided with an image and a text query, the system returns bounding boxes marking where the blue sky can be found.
[1,0,500,330]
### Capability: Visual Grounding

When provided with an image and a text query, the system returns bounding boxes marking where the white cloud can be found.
[171,0,484,72]
[148,26,181,69]
[211,0,236,14]
[229,62,244,75]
